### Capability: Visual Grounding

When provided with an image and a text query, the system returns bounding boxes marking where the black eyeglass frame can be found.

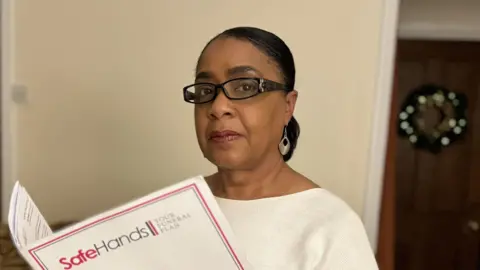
[182,77,293,104]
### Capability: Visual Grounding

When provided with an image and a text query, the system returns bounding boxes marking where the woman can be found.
[182,26,378,269]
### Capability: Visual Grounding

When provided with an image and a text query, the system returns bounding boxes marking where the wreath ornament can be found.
[397,84,468,154]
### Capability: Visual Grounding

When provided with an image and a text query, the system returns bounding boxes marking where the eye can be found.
[200,88,213,95]
[234,81,257,92]
[195,85,215,96]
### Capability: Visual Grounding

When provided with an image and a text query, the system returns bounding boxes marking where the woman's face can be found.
[194,37,297,169]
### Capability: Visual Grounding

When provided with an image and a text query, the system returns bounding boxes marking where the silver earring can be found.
[278,126,290,156]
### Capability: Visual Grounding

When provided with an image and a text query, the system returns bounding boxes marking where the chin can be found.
[206,153,245,170]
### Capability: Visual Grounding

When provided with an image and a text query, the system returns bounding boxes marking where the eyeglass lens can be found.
[185,78,260,103]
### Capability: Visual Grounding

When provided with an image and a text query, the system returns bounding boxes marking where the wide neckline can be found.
[214,187,325,203]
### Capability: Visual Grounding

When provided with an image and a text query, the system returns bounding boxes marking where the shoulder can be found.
[279,188,368,242]
[306,189,370,247]
[293,188,361,226]
[298,189,379,269]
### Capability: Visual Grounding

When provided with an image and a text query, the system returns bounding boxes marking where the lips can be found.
[208,130,241,142]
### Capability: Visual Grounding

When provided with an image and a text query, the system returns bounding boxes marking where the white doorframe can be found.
[362,0,400,251]
[1,0,15,223]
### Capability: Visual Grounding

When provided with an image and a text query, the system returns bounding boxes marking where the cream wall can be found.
[8,0,384,224]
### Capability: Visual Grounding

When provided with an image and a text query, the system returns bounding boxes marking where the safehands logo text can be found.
[57,212,191,269]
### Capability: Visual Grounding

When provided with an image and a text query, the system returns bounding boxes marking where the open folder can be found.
[8,176,249,270]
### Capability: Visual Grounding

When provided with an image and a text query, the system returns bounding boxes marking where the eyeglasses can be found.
[183,77,292,104]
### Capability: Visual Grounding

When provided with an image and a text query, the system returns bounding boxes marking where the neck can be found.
[212,154,289,200]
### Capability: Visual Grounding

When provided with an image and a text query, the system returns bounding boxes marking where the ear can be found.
[284,90,298,125]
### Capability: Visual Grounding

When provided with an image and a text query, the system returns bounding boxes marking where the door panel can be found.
[395,40,480,270]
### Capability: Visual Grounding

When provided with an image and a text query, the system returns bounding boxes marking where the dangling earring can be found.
[278,126,291,156]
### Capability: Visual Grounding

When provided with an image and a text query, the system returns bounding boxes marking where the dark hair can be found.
[197,26,300,162]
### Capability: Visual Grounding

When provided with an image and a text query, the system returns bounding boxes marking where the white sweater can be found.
[216,188,379,270]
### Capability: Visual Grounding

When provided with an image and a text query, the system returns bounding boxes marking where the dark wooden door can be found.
[395,40,480,270]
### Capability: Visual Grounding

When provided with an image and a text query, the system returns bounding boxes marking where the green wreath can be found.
[397,84,468,154]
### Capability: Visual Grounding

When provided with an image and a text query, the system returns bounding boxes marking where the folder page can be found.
[8,176,249,270]
[8,181,53,249]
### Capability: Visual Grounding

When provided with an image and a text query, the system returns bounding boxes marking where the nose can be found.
[208,89,234,120]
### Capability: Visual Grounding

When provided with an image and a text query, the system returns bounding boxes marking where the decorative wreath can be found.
[397,84,468,154]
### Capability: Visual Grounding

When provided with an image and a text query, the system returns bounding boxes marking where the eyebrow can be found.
[195,65,263,81]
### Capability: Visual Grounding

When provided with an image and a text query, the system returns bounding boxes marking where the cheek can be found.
[240,105,281,140]
[194,108,208,141]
